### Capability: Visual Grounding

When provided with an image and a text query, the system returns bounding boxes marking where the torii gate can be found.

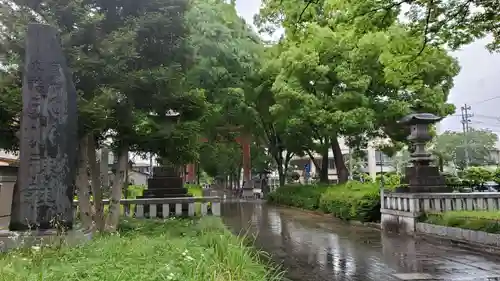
[185,127,251,185]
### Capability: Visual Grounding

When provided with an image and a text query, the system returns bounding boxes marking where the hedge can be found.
[319,181,380,222]
[267,181,381,222]
[185,184,203,197]
[267,184,329,210]
[423,211,500,234]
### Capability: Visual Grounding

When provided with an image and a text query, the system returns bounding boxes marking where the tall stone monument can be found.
[398,113,450,193]
[9,24,78,231]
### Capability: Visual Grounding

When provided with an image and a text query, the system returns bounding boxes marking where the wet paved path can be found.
[221,202,500,281]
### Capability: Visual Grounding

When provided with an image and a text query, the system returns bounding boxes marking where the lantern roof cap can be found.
[398,113,442,125]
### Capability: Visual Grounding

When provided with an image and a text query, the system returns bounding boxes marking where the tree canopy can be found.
[257,0,500,52]
[0,0,471,188]
[253,0,459,184]
[432,129,499,170]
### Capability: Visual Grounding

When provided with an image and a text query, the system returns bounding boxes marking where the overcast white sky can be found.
[235,0,500,135]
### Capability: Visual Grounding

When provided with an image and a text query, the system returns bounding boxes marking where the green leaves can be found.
[463,167,493,186]
[432,129,499,170]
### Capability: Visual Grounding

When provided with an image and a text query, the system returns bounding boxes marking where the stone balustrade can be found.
[380,191,500,233]
[73,196,222,219]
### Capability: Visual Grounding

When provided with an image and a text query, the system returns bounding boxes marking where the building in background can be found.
[0,150,18,166]
[98,147,158,187]
[287,138,395,183]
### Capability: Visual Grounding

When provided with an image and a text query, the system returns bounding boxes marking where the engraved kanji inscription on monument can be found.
[9,24,78,231]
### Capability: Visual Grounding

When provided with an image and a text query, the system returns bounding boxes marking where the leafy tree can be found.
[186,0,261,131]
[257,0,500,51]
[462,166,493,188]
[492,168,500,186]
[256,0,458,184]
[199,141,242,188]
[251,142,275,175]
[246,46,307,186]
[432,129,498,170]
[0,0,204,230]
[346,0,500,52]
[0,72,21,151]
[184,0,267,182]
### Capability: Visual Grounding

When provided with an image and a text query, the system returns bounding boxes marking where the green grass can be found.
[0,217,283,281]
[424,211,500,233]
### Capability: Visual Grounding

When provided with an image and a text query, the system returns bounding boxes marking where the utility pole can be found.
[460,104,473,169]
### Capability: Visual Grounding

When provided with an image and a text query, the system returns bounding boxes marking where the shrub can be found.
[443,173,462,186]
[267,181,381,222]
[462,167,493,186]
[186,184,203,197]
[319,181,380,222]
[376,173,401,190]
[267,184,329,210]
[423,211,500,234]
[127,185,145,198]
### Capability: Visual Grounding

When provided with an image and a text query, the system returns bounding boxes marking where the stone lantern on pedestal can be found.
[398,113,451,193]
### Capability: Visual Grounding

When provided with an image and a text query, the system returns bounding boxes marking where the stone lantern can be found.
[398,113,450,193]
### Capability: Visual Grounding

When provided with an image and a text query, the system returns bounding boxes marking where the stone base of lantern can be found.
[397,166,452,193]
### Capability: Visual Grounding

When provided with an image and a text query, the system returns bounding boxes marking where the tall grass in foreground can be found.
[0,217,284,281]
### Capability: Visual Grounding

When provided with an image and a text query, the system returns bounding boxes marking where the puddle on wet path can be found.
[221,202,500,281]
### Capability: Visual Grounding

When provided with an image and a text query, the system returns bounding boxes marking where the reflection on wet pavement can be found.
[221,202,500,281]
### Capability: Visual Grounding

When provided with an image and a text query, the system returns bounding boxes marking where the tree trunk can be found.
[306,150,321,172]
[331,137,349,184]
[278,164,286,186]
[87,133,104,232]
[284,151,293,180]
[106,145,128,231]
[320,147,329,183]
[272,150,286,187]
[76,136,93,230]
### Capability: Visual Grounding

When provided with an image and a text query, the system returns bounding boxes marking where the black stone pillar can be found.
[9,24,78,231]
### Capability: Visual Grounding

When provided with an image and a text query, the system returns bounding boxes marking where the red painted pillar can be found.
[186,163,196,183]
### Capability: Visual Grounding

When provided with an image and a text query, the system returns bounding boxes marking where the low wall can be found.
[0,166,18,229]
[381,191,500,233]
[416,222,500,250]
[73,197,222,218]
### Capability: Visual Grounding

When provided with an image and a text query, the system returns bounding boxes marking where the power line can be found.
[469,96,500,105]
[473,114,500,119]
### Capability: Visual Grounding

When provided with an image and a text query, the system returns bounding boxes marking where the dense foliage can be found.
[257,0,500,52]
[267,184,329,209]
[267,181,381,222]
[253,0,460,184]
[432,129,498,171]
[319,181,380,222]
[1,0,495,188]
